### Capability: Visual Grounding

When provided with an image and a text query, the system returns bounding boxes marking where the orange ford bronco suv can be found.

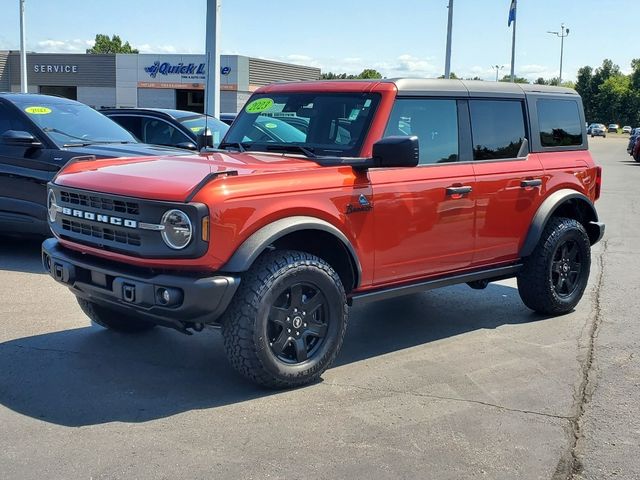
[42,79,604,388]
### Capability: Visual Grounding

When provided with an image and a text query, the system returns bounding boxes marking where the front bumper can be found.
[42,238,240,329]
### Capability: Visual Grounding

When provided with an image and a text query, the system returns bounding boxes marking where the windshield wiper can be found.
[264,144,316,158]
[218,141,249,152]
[43,127,91,143]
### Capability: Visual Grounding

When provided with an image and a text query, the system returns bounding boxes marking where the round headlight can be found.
[161,209,193,250]
[47,190,58,223]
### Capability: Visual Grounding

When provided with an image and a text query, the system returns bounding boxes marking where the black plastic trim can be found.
[520,189,601,258]
[221,216,362,287]
[185,170,239,203]
[42,238,240,327]
[351,264,522,305]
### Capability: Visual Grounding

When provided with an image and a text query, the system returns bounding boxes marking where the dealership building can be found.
[0,52,320,113]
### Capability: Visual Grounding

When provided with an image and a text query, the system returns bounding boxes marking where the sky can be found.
[0,0,638,82]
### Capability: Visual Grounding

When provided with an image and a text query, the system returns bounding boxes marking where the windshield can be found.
[178,115,229,146]
[223,92,381,157]
[16,100,137,147]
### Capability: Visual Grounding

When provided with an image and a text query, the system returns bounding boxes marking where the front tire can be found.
[77,298,156,333]
[221,250,348,389]
[517,217,591,315]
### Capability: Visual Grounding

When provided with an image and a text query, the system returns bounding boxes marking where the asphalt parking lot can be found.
[0,136,638,480]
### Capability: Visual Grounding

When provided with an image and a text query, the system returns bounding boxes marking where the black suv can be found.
[101,108,229,151]
[0,93,188,236]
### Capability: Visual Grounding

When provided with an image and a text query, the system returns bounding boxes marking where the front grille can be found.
[60,190,140,216]
[62,219,142,246]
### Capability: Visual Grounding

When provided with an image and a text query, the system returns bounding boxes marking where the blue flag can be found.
[508,0,517,26]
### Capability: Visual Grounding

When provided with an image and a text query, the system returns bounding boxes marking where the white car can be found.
[622,125,632,134]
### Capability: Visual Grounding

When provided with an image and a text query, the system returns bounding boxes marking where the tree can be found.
[320,69,382,80]
[87,34,139,54]
[499,75,529,83]
[437,72,459,79]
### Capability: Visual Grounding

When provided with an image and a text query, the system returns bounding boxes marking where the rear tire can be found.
[77,298,156,333]
[517,217,591,315]
[221,250,348,389]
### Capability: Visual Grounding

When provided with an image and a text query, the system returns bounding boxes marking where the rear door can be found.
[469,98,546,266]
[370,97,476,286]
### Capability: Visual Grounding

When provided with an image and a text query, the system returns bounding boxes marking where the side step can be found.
[350,264,522,305]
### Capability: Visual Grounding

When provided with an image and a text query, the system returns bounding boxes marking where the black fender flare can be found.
[220,216,362,286]
[520,189,602,258]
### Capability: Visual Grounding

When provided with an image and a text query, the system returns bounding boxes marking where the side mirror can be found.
[372,136,419,168]
[176,141,198,151]
[1,130,42,148]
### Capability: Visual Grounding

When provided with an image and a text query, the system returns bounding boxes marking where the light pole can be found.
[19,0,28,93]
[492,65,504,82]
[547,23,570,85]
[205,0,221,118]
[444,0,453,79]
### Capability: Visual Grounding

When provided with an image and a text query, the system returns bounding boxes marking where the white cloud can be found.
[35,39,93,53]
[374,54,440,78]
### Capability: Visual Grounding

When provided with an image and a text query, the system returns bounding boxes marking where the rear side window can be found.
[469,100,526,160]
[384,98,459,164]
[537,99,583,147]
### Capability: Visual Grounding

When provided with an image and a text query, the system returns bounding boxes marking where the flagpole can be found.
[509,2,516,82]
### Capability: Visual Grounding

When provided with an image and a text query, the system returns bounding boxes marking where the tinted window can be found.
[384,98,459,164]
[470,100,526,160]
[109,115,142,140]
[0,103,33,136]
[537,100,583,147]
[140,117,190,146]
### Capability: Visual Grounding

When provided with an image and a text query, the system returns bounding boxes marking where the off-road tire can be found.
[77,298,156,333]
[221,250,348,389]
[517,217,591,315]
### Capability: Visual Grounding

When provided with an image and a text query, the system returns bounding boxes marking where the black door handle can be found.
[520,179,542,188]
[446,185,473,196]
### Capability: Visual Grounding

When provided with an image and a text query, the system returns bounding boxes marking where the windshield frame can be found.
[222,92,382,158]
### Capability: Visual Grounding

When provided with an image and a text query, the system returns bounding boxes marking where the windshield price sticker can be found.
[245,98,274,114]
[264,122,278,129]
[25,106,52,115]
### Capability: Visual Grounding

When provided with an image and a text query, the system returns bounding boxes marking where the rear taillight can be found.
[595,166,602,201]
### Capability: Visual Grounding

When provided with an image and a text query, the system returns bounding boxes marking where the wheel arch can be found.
[520,189,602,258]
[220,216,362,292]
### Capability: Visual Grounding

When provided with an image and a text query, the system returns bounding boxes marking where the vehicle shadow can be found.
[0,235,46,274]
[0,281,552,427]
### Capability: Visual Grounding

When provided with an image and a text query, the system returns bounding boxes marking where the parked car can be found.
[626,127,640,154]
[591,124,607,137]
[622,125,632,134]
[0,93,190,236]
[220,113,237,125]
[101,108,229,151]
[43,79,604,389]
[608,123,619,133]
[633,136,640,162]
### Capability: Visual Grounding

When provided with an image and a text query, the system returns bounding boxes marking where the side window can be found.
[384,98,459,165]
[0,104,11,136]
[140,117,189,146]
[109,115,142,141]
[0,103,32,136]
[469,100,526,160]
[537,99,583,147]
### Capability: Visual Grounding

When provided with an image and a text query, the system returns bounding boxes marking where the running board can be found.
[350,264,522,305]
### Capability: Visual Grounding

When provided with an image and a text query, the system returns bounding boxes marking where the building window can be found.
[39,86,77,100]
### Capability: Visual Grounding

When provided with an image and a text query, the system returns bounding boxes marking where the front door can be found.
[370,97,476,286]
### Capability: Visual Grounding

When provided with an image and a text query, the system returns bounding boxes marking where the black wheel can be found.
[221,250,348,389]
[77,298,156,333]
[517,217,591,315]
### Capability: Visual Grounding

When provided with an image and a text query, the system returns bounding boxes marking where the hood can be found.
[54,150,322,202]
[63,142,192,158]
